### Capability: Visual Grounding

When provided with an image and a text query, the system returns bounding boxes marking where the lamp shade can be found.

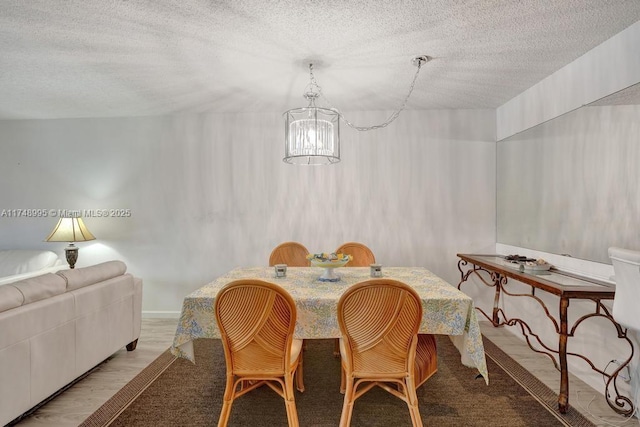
[283,106,340,165]
[45,217,96,243]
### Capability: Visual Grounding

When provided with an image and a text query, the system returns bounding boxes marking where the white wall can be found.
[0,109,496,316]
[495,21,640,415]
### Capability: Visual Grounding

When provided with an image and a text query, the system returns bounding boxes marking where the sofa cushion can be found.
[58,261,127,291]
[0,250,60,277]
[11,273,67,305]
[0,285,24,312]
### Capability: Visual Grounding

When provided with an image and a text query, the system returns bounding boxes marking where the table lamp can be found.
[45,217,96,269]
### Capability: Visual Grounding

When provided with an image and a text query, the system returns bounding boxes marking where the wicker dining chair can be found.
[335,242,376,266]
[269,241,310,267]
[332,242,377,355]
[215,279,304,427]
[337,279,438,427]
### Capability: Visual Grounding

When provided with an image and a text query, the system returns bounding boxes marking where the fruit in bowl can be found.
[307,253,353,273]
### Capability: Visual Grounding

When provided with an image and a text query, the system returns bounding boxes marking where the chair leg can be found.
[339,375,355,427]
[340,363,346,394]
[405,378,423,427]
[218,375,236,427]
[284,373,300,427]
[333,338,340,357]
[295,355,305,392]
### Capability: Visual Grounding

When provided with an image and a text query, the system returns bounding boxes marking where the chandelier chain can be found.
[309,60,425,131]
[304,64,322,100]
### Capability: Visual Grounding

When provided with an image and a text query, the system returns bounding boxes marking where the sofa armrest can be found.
[0,250,60,277]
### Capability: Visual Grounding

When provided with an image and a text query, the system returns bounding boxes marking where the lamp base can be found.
[65,244,78,269]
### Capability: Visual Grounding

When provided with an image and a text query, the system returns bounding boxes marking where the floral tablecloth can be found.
[171,266,488,383]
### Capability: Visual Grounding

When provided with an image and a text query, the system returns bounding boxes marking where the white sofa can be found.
[0,249,65,286]
[0,260,143,426]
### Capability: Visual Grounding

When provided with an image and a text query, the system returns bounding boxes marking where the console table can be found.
[456,253,634,416]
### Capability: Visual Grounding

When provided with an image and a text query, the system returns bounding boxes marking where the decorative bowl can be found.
[523,261,552,272]
[503,256,552,272]
[307,253,352,281]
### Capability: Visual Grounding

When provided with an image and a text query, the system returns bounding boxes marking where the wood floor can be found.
[9,318,636,427]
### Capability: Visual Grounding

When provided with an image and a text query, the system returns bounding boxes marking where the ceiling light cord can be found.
[310,57,428,132]
[283,55,430,165]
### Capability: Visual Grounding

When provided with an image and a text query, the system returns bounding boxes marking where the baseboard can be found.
[142,311,181,319]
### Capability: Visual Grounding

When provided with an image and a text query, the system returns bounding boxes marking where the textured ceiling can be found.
[1,0,640,120]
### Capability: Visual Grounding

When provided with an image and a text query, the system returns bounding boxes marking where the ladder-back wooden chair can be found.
[335,242,376,266]
[269,241,310,267]
[337,279,437,427]
[215,279,304,427]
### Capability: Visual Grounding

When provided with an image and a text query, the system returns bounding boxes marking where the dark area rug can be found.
[81,336,595,427]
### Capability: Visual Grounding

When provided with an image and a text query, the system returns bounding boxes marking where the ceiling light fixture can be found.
[283,55,431,165]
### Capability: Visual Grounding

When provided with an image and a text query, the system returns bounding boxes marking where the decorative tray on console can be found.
[307,253,353,282]
[503,254,552,272]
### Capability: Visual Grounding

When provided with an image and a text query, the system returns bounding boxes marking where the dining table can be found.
[170,266,489,383]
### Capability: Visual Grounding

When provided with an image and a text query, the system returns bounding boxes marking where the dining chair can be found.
[335,242,376,266]
[332,242,437,369]
[215,279,304,427]
[337,279,437,427]
[331,242,379,355]
[269,241,310,267]
[608,247,640,332]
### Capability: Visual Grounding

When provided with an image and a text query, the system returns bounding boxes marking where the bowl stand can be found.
[318,267,341,282]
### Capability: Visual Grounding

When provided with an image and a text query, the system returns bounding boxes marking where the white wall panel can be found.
[497,20,640,140]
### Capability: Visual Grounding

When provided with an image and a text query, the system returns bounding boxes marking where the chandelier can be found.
[283,56,430,165]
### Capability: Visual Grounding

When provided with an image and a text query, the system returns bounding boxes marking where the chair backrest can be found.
[336,242,376,267]
[215,279,297,374]
[338,279,422,376]
[269,242,310,266]
[608,247,640,332]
